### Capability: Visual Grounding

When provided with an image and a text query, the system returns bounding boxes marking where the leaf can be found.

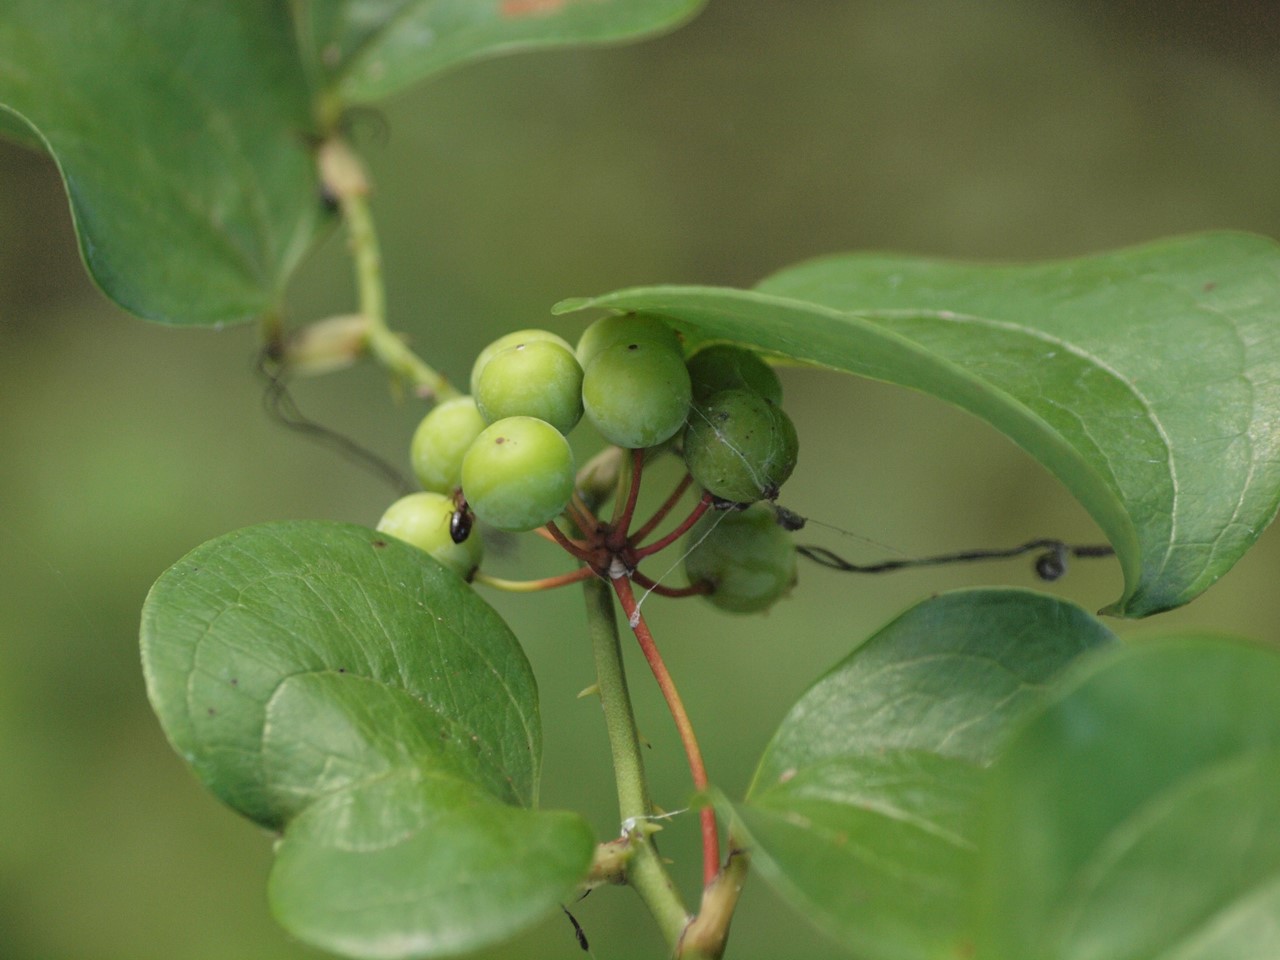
[292,0,708,105]
[140,521,593,959]
[0,104,43,151]
[736,589,1116,960]
[0,0,328,325]
[977,637,1280,960]
[555,232,1280,617]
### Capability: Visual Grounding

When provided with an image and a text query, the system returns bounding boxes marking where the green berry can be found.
[474,339,584,434]
[582,340,692,449]
[683,503,797,613]
[410,396,487,494]
[461,416,576,532]
[683,388,798,503]
[377,492,484,580]
[576,313,682,368]
[686,344,782,404]
[469,328,574,396]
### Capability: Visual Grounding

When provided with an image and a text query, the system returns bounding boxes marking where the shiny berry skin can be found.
[581,339,692,449]
[474,339,584,435]
[460,416,576,532]
[469,329,574,397]
[686,344,782,404]
[377,492,484,580]
[683,388,798,503]
[683,503,797,613]
[575,312,682,368]
[410,396,488,494]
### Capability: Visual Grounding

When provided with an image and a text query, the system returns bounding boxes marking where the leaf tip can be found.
[551,296,592,315]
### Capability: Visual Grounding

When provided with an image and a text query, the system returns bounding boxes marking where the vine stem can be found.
[473,567,597,592]
[612,576,721,887]
[630,471,694,545]
[635,492,715,559]
[581,578,691,945]
[316,138,460,402]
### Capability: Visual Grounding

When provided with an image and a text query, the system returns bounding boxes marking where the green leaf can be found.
[293,0,708,105]
[0,0,328,325]
[555,232,1280,617]
[737,589,1116,960]
[0,104,43,151]
[977,637,1280,960]
[140,521,593,959]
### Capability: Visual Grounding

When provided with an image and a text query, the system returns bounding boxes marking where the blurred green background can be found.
[3,2,1280,957]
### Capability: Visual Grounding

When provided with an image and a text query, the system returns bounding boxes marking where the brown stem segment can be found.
[631,570,713,599]
[609,448,646,548]
[544,521,592,561]
[612,576,721,887]
[630,472,695,545]
[635,492,715,559]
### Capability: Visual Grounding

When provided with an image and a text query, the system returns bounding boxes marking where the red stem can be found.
[612,576,720,887]
[544,521,592,561]
[634,492,715,559]
[608,448,646,548]
[630,570,712,599]
[629,472,694,545]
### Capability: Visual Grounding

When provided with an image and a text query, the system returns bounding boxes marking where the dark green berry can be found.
[683,503,797,613]
[683,388,798,503]
[686,344,782,404]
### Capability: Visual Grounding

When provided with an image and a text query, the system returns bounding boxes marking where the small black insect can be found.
[449,500,475,544]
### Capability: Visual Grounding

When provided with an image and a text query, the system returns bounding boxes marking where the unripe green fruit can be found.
[582,340,692,449]
[461,416,576,532]
[474,340,584,434]
[686,344,782,404]
[576,312,682,368]
[683,388,798,503]
[469,329,574,396]
[683,503,797,613]
[410,396,487,494]
[377,492,484,580]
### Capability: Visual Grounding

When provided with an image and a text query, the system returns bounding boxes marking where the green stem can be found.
[582,577,691,946]
[319,138,460,402]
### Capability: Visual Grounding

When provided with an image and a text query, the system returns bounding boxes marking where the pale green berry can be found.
[576,312,682,368]
[469,328,574,396]
[410,396,487,494]
[683,388,798,503]
[474,339,584,434]
[377,492,484,580]
[461,416,576,532]
[683,503,797,613]
[582,340,692,449]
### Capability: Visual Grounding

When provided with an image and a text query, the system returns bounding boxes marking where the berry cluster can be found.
[376,313,799,612]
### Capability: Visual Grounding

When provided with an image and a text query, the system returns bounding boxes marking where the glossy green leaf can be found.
[977,637,1280,960]
[556,232,1280,617]
[292,0,708,105]
[0,104,42,151]
[0,0,328,325]
[141,521,593,959]
[738,589,1116,960]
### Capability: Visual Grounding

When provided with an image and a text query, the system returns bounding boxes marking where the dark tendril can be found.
[256,348,413,496]
[798,538,1114,581]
